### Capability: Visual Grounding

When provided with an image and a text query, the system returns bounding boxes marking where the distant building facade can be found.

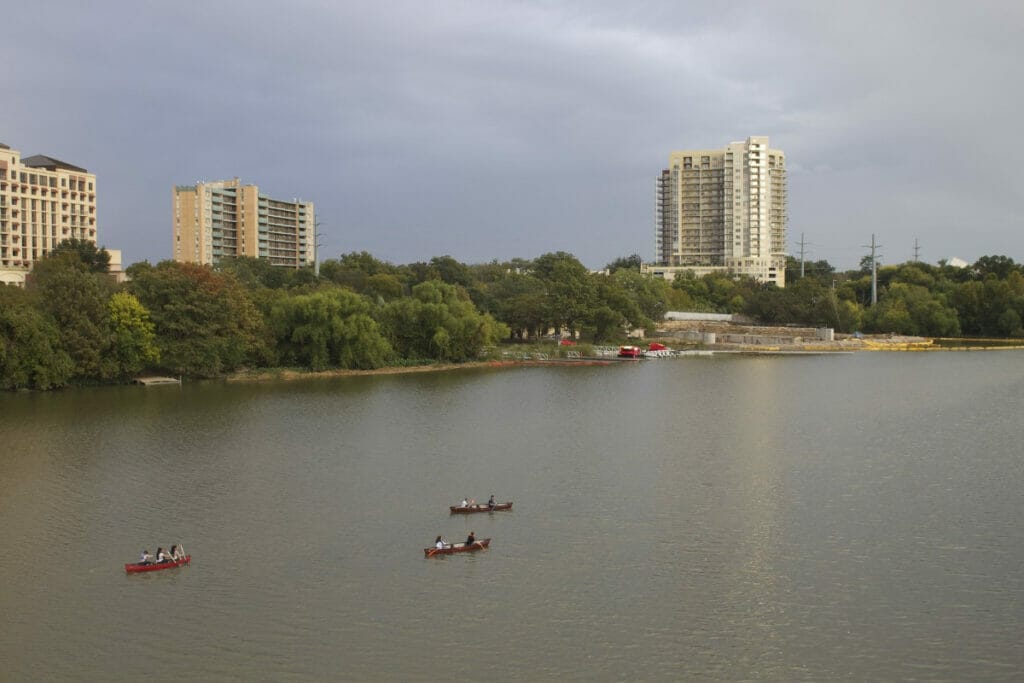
[173,179,315,268]
[0,143,98,285]
[643,136,787,286]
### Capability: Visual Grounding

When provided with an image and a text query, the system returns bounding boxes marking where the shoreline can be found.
[223,340,1024,383]
[225,361,509,383]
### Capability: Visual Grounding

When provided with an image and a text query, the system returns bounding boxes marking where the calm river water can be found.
[1,352,1022,681]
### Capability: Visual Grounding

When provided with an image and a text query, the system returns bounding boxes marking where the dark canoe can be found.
[449,502,513,514]
[124,555,191,573]
[424,539,491,557]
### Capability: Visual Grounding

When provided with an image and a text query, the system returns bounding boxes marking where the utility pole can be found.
[314,221,325,278]
[913,238,921,262]
[798,232,808,278]
[864,233,882,305]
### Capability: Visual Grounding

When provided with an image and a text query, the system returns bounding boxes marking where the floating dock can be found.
[134,376,182,386]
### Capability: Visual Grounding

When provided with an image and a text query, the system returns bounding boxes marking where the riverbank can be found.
[223,336,1024,384]
[225,361,504,383]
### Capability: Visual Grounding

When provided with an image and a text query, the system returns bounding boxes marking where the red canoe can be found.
[124,556,191,573]
[424,539,491,557]
[449,502,513,514]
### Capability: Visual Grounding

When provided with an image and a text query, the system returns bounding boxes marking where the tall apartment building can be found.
[173,179,315,268]
[644,136,787,286]
[0,143,98,285]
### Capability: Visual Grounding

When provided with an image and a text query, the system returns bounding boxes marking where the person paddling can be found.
[465,531,476,547]
[139,549,153,566]
[434,535,448,549]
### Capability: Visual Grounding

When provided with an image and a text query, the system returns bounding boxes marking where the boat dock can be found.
[134,376,182,386]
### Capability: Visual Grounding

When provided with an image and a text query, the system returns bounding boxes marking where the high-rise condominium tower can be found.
[173,179,315,268]
[0,143,98,285]
[646,136,787,286]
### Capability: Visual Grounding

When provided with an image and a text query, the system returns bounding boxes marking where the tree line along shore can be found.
[2,241,1023,390]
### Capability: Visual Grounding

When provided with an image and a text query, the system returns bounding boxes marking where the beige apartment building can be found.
[173,179,315,268]
[0,143,98,285]
[643,136,787,286]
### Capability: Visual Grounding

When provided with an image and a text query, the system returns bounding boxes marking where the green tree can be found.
[587,305,627,342]
[533,252,596,337]
[996,308,1023,336]
[0,287,74,390]
[859,254,882,274]
[428,255,473,287]
[951,272,1024,336]
[107,292,160,379]
[485,272,547,339]
[973,255,1020,280]
[785,256,835,285]
[337,251,396,276]
[320,251,403,294]
[51,238,111,273]
[217,256,306,290]
[605,254,643,274]
[365,273,405,302]
[951,280,984,334]
[891,263,936,289]
[608,268,670,323]
[673,271,759,314]
[28,251,115,380]
[834,298,864,333]
[587,272,656,341]
[269,288,391,370]
[671,272,714,312]
[380,281,507,361]
[865,283,960,336]
[127,261,267,377]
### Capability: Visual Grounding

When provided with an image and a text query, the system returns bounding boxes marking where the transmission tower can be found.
[862,234,882,305]
[797,232,810,278]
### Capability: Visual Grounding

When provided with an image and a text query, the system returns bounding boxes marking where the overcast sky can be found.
[6,1,1023,270]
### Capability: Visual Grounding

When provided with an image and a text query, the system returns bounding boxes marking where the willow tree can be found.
[379,280,507,361]
[269,288,391,370]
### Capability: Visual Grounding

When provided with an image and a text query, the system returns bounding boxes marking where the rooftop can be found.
[20,154,89,173]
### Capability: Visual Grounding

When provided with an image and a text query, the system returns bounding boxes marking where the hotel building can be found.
[0,143,98,285]
[643,136,787,286]
[173,179,315,268]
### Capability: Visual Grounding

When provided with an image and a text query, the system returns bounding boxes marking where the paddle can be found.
[427,537,449,557]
